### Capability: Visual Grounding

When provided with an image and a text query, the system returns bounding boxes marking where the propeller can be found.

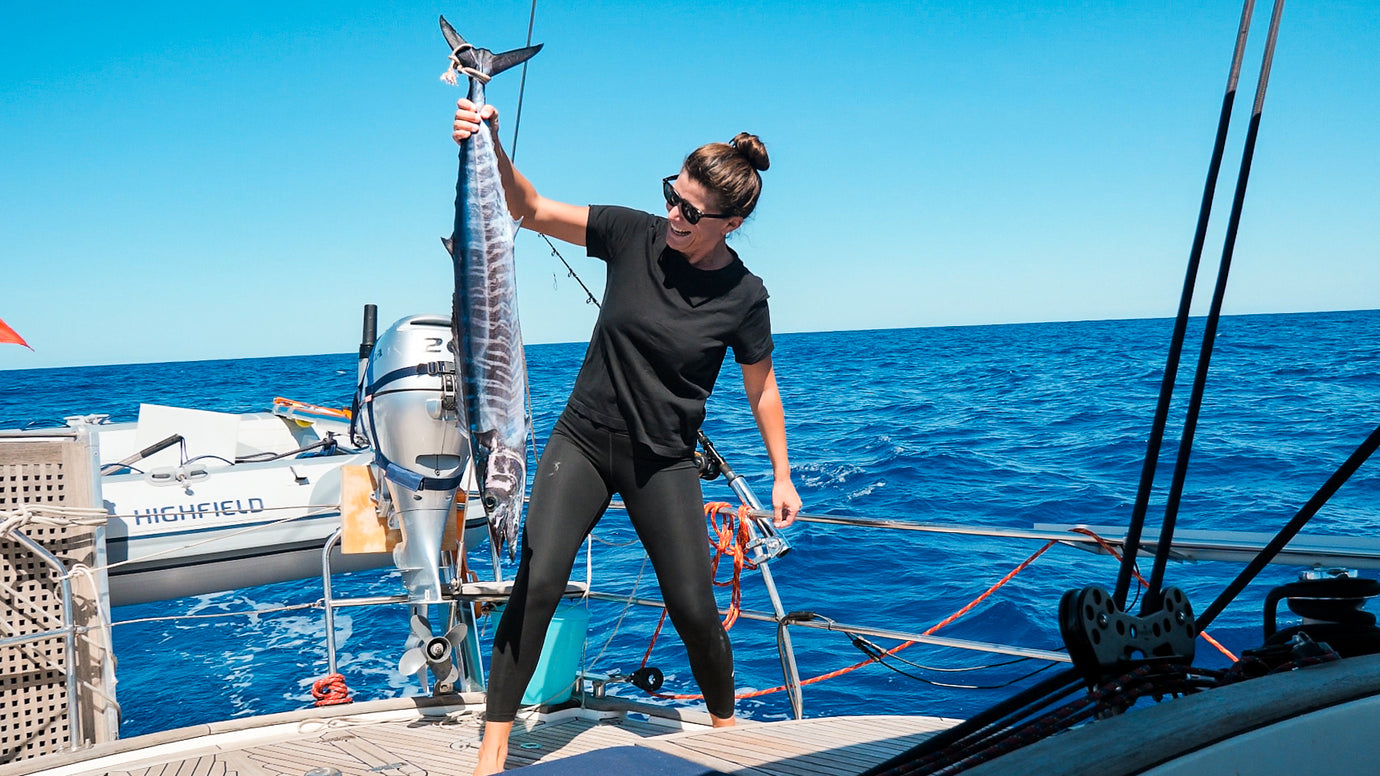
[398,612,432,676]
[398,611,469,694]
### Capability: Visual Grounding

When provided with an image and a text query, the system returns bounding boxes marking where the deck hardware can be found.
[1059,585,1196,687]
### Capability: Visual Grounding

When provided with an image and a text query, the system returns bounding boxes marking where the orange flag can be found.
[0,317,32,350]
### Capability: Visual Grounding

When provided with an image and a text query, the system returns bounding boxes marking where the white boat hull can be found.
[76,405,378,607]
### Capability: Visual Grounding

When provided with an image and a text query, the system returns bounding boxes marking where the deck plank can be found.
[18,704,956,776]
[640,716,955,776]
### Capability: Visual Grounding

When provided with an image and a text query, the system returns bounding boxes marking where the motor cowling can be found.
[357,314,470,603]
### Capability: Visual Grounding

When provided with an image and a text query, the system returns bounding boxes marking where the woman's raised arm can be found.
[453,98,588,246]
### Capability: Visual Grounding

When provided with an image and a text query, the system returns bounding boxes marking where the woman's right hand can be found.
[452,98,498,144]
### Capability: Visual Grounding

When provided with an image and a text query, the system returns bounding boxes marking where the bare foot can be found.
[472,720,513,776]
[710,713,736,728]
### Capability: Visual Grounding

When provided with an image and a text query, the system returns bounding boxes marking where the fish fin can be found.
[489,44,543,78]
[441,236,455,256]
[511,217,523,239]
[438,16,468,57]
[439,16,541,79]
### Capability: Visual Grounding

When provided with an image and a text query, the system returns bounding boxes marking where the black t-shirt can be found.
[566,205,773,457]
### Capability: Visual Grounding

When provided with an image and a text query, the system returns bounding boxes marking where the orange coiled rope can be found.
[639,502,755,672]
[706,501,755,631]
[311,673,353,706]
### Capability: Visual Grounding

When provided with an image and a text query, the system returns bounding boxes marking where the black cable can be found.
[1197,421,1380,632]
[99,463,146,476]
[1114,0,1257,607]
[847,633,1041,674]
[234,435,340,463]
[858,666,1083,776]
[865,653,1057,691]
[184,454,236,466]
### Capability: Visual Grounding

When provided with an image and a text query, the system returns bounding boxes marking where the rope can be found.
[0,507,124,718]
[646,525,1060,702]
[113,600,319,627]
[638,524,1237,705]
[0,505,108,539]
[732,539,1059,701]
[706,502,755,631]
[311,673,353,706]
[440,43,490,86]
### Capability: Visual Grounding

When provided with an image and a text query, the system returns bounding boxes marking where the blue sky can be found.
[3,1,1377,369]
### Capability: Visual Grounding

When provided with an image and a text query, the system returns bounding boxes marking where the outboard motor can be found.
[1264,568,1380,658]
[357,314,470,603]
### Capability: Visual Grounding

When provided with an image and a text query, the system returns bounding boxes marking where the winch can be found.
[1263,568,1380,658]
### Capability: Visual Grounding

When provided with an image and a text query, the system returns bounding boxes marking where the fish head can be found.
[482,445,526,517]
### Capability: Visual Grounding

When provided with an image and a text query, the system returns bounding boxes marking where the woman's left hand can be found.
[772,478,802,528]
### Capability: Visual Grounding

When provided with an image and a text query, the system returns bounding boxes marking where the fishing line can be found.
[495,0,546,475]
[509,0,538,160]
[504,4,600,308]
[1144,0,1287,608]
[1114,0,1257,608]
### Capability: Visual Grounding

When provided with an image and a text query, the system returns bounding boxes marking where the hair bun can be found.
[730,132,770,172]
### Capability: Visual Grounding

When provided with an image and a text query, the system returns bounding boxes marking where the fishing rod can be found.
[1112,0,1257,609]
[696,430,790,563]
[1141,0,1288,611]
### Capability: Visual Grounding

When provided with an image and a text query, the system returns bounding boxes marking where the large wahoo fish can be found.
[439,17,540,559]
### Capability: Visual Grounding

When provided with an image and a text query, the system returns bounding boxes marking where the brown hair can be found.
[683,132,770,218]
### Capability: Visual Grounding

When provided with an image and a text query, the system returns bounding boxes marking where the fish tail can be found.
[439,16,542,80]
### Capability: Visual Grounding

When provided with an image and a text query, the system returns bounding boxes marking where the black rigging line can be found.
[865,5,1298,774]
[1143,0,1288,610]
[1196,422,1380,632]
[1113,0,1257,608]
[858,666,1084,776]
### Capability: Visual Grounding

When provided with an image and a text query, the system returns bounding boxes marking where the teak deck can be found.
[4,701,955,776]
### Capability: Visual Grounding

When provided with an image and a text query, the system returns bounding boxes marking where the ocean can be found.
[2,309,1378,737]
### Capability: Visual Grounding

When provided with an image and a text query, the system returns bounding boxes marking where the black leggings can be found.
[483,410,734,721]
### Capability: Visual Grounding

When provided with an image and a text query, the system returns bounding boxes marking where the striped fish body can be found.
[442,19,541,559]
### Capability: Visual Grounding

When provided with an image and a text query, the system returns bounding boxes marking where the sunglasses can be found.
[662,176,732,225]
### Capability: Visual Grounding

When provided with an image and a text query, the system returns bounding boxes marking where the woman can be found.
[452,98,802,776]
